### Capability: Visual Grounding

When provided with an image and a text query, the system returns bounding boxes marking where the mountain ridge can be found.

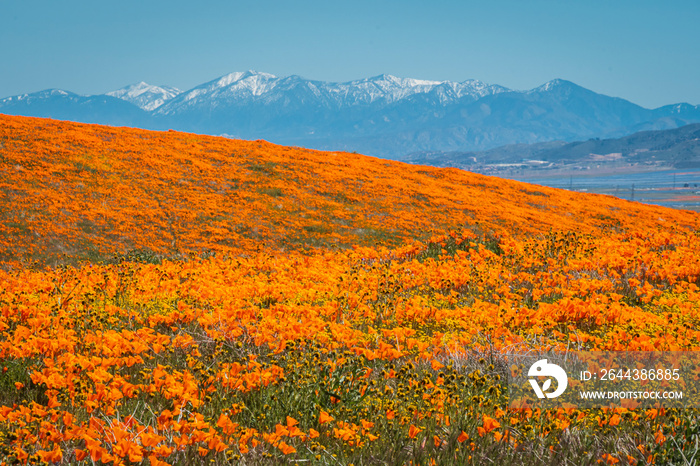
[106,82,181,111]
[2,71,699,158]
[403,123,700,174]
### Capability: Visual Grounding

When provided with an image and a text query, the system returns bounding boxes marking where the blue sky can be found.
[1,0,698,108]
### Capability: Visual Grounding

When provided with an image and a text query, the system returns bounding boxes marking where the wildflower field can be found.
[1,114,700,465]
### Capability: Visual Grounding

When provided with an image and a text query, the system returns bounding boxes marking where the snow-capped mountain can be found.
[156,71,280,114]
[155,71,508,116]
[1,71,699,158]
[107,82,181,111]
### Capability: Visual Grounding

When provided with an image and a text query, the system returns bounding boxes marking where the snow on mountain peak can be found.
[214,70,277,88]
[367,74,440,86]
[331,74,465,105]
[173,70,281,103]
[531,79,580,93]
[338,74,510,104]
[152,71,516,114]
[107,82,181,111]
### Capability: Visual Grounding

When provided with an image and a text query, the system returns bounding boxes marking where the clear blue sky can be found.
[1,0,698,109]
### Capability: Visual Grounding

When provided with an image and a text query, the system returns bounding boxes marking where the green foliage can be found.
[257,187,284,197]
[107,248,163,265]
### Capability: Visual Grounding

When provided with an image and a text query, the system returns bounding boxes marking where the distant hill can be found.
[537,123,700,169]
[0,89,152,127]
[403,123,700,173]
[2,72,699,158]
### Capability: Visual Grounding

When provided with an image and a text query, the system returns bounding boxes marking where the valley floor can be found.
[508,167,700,212]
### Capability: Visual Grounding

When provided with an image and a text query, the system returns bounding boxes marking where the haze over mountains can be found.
[2,71,699,159]
[405,123,700,173]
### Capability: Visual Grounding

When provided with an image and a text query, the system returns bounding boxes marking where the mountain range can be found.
[403,122,700,174]
[2,71,699,159]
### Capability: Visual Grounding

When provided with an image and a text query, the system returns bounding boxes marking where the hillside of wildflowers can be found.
[1,114,700,465]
